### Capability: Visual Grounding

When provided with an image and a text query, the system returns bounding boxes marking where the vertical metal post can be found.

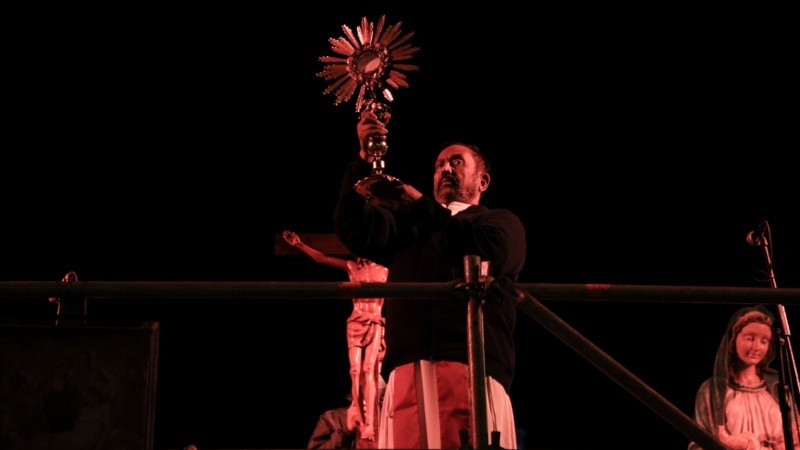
[463,255,489,449]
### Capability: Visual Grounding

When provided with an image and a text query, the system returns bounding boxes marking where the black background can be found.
[3,3,797,449]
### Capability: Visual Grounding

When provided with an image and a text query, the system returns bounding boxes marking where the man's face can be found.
[433,144,487,205]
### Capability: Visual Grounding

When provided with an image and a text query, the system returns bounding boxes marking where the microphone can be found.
[746,221,768,247]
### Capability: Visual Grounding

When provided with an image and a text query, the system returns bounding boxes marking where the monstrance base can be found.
[354,174,400,199]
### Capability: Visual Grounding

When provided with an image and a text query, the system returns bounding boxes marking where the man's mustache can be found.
[439,176,457,188]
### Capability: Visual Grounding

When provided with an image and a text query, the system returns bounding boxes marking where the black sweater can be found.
[333,159,527,393]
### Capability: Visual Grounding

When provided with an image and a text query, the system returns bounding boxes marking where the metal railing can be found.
[4,279,800,449]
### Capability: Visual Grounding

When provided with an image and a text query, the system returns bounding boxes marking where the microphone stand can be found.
[752,225,800,450]
[47,271,86,326]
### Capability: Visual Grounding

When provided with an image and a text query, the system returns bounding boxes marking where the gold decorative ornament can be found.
[318,15,419,199]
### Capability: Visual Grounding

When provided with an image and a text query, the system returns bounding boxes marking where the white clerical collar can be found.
[443,201,472,216]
